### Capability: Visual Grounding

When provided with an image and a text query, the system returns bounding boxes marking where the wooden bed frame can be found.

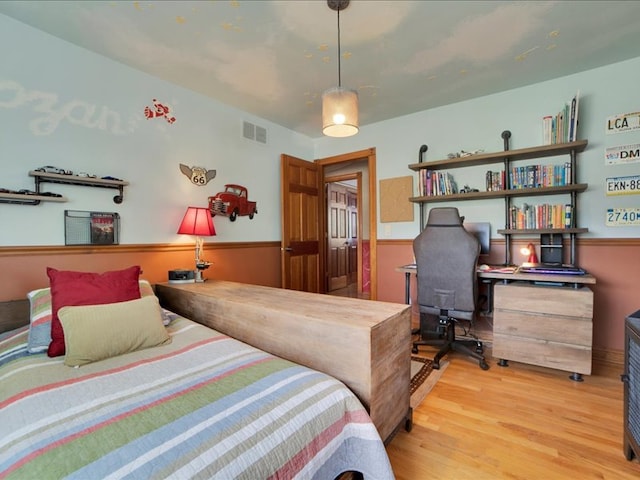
[1,280,412,443]
[0,299,29,333]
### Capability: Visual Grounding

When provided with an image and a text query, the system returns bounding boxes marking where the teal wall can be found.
[315,56,640,240]
[0,14,312,247]
[2,13,639,249]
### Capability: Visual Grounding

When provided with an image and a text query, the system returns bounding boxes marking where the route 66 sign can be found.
[179,164,216,186]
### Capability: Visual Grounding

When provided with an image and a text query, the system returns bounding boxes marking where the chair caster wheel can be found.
[433,361,441,370]
[479,360,490,370]
[412,346,418,354]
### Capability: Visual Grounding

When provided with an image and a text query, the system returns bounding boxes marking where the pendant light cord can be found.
[337,8,341,87]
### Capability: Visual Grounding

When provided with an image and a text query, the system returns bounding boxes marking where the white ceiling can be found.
[2,1,640,138]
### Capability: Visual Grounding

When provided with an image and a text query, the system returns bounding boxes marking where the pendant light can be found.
[322,0,359,137]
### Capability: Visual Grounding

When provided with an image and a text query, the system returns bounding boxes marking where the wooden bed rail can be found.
[0,299,29,334]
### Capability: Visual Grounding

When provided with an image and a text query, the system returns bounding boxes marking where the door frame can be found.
[317,148,377,300]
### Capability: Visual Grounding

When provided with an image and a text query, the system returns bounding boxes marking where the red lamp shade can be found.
[177,207,216,236]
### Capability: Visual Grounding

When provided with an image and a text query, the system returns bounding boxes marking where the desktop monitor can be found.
[463,222,491,256]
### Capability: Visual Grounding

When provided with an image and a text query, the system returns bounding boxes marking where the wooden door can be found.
[280,154,321,293]
[327,183,349,291]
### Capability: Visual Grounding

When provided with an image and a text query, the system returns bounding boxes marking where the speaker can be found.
[168,269,195,283]
[540,233,563,264]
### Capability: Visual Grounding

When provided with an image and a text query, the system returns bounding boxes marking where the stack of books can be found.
[416,170,457,196]
[508,203,573,229]
[543,91,580,145]
[486,170,506,191]
[509,162,572,188]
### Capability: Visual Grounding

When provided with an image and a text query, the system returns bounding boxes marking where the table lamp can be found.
[521,242,539,265]
[177,206,216,282]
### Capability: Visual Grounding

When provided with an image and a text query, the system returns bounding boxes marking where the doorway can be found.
[325,174,366,298]
[318,148,377,300]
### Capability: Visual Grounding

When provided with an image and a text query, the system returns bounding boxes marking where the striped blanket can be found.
[0,316,394,479]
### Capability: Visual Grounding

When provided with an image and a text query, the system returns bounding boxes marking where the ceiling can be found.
[2,1,640,138]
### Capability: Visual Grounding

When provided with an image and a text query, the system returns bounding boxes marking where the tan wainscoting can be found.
[0,241,281,302]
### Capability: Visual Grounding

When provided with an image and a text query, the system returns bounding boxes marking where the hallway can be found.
[327,283,370,300]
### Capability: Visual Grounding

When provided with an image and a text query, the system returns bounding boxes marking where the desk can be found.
[396,264,596,379]
[395,264,416,304]
[395,263,596,304]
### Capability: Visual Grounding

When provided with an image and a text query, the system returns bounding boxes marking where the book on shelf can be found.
[569,90,580,142]
[565,204,573,228]
[556,108,564,144]
[543,116,553,145]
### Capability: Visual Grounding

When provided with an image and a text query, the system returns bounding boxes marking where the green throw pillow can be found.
[59,295,171,367]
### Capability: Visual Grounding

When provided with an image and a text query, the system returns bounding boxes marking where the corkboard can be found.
[380,176,414,223]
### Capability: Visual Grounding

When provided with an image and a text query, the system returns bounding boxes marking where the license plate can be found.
[606,175,640,196]
[606,207,640,226]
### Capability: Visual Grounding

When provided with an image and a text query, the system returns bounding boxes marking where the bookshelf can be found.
[408,131,589,265]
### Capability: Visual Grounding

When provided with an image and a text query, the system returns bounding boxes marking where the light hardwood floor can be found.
[386,347,640,479]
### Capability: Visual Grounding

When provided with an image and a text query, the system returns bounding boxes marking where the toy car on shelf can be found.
[35,166,73,175]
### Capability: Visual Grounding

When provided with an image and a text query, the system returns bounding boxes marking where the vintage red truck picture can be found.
[208,184,257,221]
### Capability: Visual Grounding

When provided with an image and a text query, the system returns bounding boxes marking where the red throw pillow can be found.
[47,266,142,357]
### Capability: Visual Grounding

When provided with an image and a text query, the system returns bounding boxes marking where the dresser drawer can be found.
[493,333,592,375]
[494,283,593,318]
[493,309,592,346]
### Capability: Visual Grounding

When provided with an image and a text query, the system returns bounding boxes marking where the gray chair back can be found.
[413,207,480,321]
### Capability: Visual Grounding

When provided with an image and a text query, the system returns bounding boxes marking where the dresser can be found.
[493,281,594,380]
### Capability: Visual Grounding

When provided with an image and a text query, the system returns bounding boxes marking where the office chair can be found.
[412,207,490,370]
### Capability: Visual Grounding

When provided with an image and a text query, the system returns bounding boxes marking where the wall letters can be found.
[0,80,134,136]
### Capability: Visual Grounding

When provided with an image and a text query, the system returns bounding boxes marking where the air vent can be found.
[243,121,267,144]
[255,126,267,144]
[243,121,255,140]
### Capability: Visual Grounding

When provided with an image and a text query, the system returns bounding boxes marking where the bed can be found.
[0,272,395,479]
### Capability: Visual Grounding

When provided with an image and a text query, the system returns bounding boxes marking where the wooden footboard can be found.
[155,281,411,442]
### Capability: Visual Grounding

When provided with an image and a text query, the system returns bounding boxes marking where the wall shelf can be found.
[0,192,67,206]
[410,183,588,204]
[28,171,129,204]
[497,227,588,235]
[408,139,588,171]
